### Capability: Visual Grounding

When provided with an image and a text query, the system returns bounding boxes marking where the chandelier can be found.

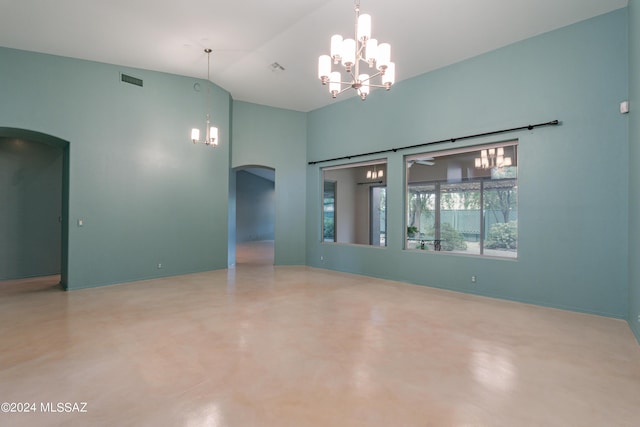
[475,147,512,169]
[317,0,395,100]
[366,165,384,179]
[190,48,219,147]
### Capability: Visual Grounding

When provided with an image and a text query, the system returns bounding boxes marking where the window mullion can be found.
[480,180,484,256]
[435,182,441,244]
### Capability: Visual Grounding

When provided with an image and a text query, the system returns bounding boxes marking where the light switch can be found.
[620,100,629,114]
[77,219,83,227]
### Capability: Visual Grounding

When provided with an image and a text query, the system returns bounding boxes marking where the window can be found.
[370,186,386,246]
[322,160,387,246]
[406,142,517,258]
[323,180,336,242]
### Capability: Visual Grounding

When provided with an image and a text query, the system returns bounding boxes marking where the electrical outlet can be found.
[157,263,162,269]
[320,256,324,261]
[471,276,477,283]
[637,314,640,323]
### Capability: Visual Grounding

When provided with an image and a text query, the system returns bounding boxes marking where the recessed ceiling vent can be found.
[120,73,143,87]
[270,62,285,72]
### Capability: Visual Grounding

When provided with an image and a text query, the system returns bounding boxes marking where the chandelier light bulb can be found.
[330,72,341,98]
[341,38,356,70]
[377,43,391,70]
[357,14,371,41]
[331,35,344,63]
[382,62,395,88]
[191,128,200,143]
[318,55,331,83]
[366,38,378,66]
[209,126,219,146]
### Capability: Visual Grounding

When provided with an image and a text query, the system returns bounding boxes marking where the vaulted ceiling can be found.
[0,0,628,112]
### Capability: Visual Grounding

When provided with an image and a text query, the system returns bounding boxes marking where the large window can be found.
[322,160,387,246]
[406,142,518,258]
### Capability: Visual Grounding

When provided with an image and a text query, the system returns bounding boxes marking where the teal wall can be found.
[0,47,231,289]
[236,170,275,242]
[0,138,62,279]
[307,9,629,318]
[231,101,306,265]
[629,0,640,342]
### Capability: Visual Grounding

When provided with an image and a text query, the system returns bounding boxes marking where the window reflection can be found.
[470,339,516,393]
[322,160,387,246]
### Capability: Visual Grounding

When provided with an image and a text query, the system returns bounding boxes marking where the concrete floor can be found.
[1,256,639,426]
[236,240,274,266]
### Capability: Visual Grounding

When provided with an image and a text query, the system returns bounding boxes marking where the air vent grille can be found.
[120,73,143,87]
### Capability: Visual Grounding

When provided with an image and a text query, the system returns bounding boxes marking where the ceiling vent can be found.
[120,73,143,87]
[270,62,285,72]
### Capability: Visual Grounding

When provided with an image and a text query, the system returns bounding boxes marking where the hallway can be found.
[235,240,274,266]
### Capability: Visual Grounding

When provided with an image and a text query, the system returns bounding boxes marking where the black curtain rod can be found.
[307,119,560,166]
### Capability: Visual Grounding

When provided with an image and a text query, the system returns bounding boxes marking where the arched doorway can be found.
[231,166,275,266]
[0,128,69,289]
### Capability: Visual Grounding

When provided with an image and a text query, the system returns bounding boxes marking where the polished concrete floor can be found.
[1,255,639,426]
[235,240,274,266]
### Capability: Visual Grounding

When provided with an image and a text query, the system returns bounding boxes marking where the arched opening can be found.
[0,128,69,290]
[231,166,275,266]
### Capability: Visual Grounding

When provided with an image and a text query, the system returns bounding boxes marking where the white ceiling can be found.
[0,0,627,112]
